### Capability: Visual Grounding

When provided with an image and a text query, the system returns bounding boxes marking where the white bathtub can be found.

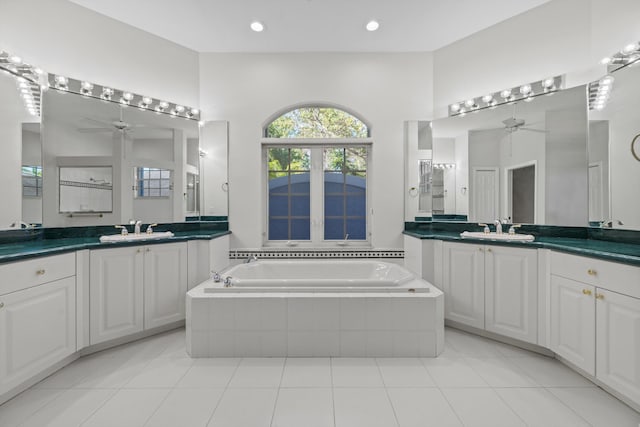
[187,260,444,357]
[204,260,426,293]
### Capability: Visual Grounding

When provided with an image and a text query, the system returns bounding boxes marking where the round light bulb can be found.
[500,89,512,99]
[465,99,475,107]
[159,101,169,109]
[250,21,264,32]
[600,57,612,65]
[519,84,532,95]
[81,81,93,90]
[481,95,493,103]
[142,96,153,105]
[55,75,67,85]
[622,43,639,54]
[600,75,615,85]
[123,92,134,101]
[175,105,185,112]
[542,77,555,89]
[9,56,22,64]
[190,108,199,115]
[366,20,380,31]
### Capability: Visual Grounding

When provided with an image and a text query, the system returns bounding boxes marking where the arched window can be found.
[263,106,371,246]
[265,106,369,138]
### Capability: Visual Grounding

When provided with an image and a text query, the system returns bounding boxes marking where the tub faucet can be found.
[223,276,233,287]
[494,219,503,234]
[211,271,221,282]
[245,255,258,263]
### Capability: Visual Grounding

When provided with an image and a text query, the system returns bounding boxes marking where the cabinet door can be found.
[442,242,485,328]
[0,277,76,394]
[596,289,640,405]
[90,247,144,345]
[485,246,538,344]
[144,242,188,329]
[550,275,595,375]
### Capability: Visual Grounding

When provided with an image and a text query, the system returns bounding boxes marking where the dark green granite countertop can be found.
[0,223,230,264]
[403,227,640,267]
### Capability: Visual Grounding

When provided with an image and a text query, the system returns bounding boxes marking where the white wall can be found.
[0,0,199,108]
[200,53,434,249]
[432,0,640,118]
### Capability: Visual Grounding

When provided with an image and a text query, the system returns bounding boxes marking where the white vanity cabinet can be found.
[442,241,538,344]
[90,242,187,345]
[550,274,596,374]
[550,251,640,405]
[0,253,76,395]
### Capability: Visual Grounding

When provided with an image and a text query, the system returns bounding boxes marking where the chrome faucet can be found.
[223,276,233,287]
[494,219,503,234]
[146,223,157,234]
[211,271,221,282]
[134,220,142,234]
[245,254,258,263]
[600,219,624,228]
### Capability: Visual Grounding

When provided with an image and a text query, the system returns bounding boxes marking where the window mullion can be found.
[310,147,323,243]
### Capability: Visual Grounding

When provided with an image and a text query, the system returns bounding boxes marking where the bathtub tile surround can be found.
[187,261,444,357]
[2,327,640,426]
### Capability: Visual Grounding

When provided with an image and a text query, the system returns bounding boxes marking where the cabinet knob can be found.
[596,293,605,300]
[136,249,142,253]
[36,269,45,275]
[487,248,492,253]
[587,269,597,276]
[146,248,150,252]
[478,247,483,252]
[582,289,592,296]
[0,302,4,308]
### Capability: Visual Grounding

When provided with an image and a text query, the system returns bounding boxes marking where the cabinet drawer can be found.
[0,252,76,296]
[550,251,640,299]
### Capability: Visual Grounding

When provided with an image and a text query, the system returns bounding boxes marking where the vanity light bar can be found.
[448,76,564,117]
[46,74,201,122]
[433,163,455,169]
[588,75,614,111]
[600,41,640,72]
[0,49,44,117]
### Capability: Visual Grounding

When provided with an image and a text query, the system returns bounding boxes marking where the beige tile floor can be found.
[1,327,639,427]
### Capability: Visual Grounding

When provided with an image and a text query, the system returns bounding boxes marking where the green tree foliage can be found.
[268,148,310,179]
[266,107,368,139]
[324,147,366,176]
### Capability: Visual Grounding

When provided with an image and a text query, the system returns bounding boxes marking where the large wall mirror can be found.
[40,86,228,227]
[0,67,41,228]
[589,63,640,230]
[406,85,590,226]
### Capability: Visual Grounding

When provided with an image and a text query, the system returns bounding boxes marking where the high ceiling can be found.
[69,0,551,53]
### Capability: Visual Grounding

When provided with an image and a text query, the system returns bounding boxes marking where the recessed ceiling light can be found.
[366,20,379,32]
[250,21,264,32]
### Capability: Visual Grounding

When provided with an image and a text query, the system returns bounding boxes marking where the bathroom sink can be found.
[99,231,174,243]
[460,231,535,242]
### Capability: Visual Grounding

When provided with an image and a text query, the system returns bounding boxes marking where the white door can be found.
[471,167,499,223]
[596,289,640,405]
[0,277,76,394]
[443,242,485,328]
[144,242,188,329]
[550,275,595,375]
[485,246,538,344]
[90,246,144,345]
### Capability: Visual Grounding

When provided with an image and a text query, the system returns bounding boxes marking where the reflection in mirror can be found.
[42,88,203,226]
[429,85,589,226]
[59,166,113,214]
[404,121,433,221]
[200,121,229,218]
[589,63,640,230]
[0,68,41,227]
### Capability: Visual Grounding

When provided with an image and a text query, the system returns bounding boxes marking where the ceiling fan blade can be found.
[77,127,114,133]
[81,117,113,127]
[520,127,548,133]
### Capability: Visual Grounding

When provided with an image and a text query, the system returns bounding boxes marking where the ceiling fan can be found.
[500,116,547,134]
[77,109,145,134]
